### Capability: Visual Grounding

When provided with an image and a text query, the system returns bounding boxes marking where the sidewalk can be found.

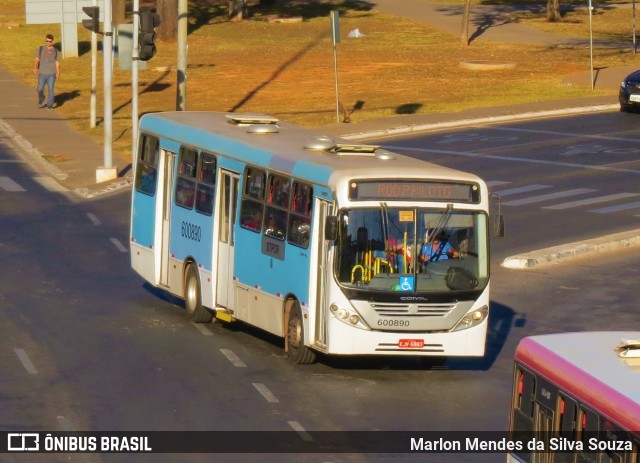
[0,66,131,198]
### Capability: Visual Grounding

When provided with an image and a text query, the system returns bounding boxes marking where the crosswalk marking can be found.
[0,176,25,192]
[503,188,596,206]
[486,180,510,187]
[543,193,640,210]
[492,184,552,196]
[590,201,640,214]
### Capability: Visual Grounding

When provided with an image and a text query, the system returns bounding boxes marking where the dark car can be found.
[619,69,640,111]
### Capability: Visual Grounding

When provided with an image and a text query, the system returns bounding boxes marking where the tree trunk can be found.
[461,0,471,46]
[112,0,126,25]
[546,0,562,22]
[157,0,178,41]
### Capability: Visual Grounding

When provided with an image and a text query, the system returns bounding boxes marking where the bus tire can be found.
[286,302,316,365]
[185,264,213,323]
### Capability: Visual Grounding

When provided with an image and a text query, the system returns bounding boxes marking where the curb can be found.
[338,104,619,140]
[501,229,640,269]
[0,118,132,200]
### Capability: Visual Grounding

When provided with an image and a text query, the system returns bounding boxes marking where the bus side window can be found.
[288,214,310,248]
[245,167,266,200]
[576,406,598,463]
[135,134,159,196]
[195,183,214,216]
[268,174,290,208]
[292,181,313,216]
[198,152,216,185]
[175,177,196,209]
[264,206,286,240]
[240,199,263,233]
[179,147,197,178]
[554,394,578,463]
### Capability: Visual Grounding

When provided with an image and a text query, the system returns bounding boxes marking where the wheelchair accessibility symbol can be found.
[399,276,414,291]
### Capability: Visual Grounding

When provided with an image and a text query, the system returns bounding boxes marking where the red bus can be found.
[508,331,640,463]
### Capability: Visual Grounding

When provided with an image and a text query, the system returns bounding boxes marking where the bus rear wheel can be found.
[185,264,213,323]
[286,302,316,365]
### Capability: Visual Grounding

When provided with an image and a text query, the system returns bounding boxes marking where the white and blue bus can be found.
[130,112,502,364]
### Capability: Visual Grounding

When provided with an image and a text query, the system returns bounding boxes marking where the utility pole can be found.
[90,0,97,128]
[97,0,117,182]
[177,0,188,110]
[132,0,140,158]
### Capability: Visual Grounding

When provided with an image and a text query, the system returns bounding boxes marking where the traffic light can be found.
[82,6,100,33]
[138,8,161,61]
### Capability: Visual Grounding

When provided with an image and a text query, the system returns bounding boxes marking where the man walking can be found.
[33,33,60,110]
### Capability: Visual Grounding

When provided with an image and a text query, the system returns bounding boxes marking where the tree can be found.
[157,0,178,40]
[546,0,561,22]
[461,0,471,46]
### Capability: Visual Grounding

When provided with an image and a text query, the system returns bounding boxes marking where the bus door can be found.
[159,150,176,287]
[314,199,333,347]
[216,170,239,309]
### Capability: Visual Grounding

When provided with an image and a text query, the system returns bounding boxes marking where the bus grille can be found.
[371,303,455,318]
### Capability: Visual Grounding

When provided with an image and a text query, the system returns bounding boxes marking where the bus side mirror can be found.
[325,216,338,241]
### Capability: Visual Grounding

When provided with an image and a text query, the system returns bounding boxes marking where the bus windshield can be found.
[336,207,488,293]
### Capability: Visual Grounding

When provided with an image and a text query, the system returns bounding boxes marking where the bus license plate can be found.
[399,339,424,348]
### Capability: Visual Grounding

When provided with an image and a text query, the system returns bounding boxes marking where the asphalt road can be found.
[370,109,640,263]
[2,111,640,463]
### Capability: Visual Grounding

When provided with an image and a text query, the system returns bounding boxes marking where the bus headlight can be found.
[330,303,369,330]
[452,305,488,331]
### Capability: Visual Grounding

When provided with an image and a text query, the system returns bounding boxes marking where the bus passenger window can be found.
[292,182,313,215]
[175,177,196,209]
[195,183,214,216]
[264,207,286,240]
[135,163,157,196]
[135,135,159,196]
[179,148,197,178]
[268,175,290,208]
[139,135,159,166]
[288,214,311,248]
[244,168,266,200]
[198,152,216,185]
[240,200,263,232]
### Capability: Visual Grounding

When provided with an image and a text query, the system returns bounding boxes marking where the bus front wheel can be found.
[185,264,213,323]
[286,302,316,365]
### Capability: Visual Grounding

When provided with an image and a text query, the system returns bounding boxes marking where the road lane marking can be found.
[0,176,26,192]
[288,421,313,442]
[253,383,279,403]
[491,126,640,143]
[14,348,38,374]
[543,192,640,210]
[220,349,246,367]
[110,238,128,252]
[493,184,552,196]
[192,322,213,336]
[86,213,101,226]
[590,200,640,214]
[503,188,596,206]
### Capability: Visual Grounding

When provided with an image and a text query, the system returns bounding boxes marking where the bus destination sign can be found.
[349,180,480,203]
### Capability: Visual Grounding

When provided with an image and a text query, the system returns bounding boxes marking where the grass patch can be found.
[0,0,633,162]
